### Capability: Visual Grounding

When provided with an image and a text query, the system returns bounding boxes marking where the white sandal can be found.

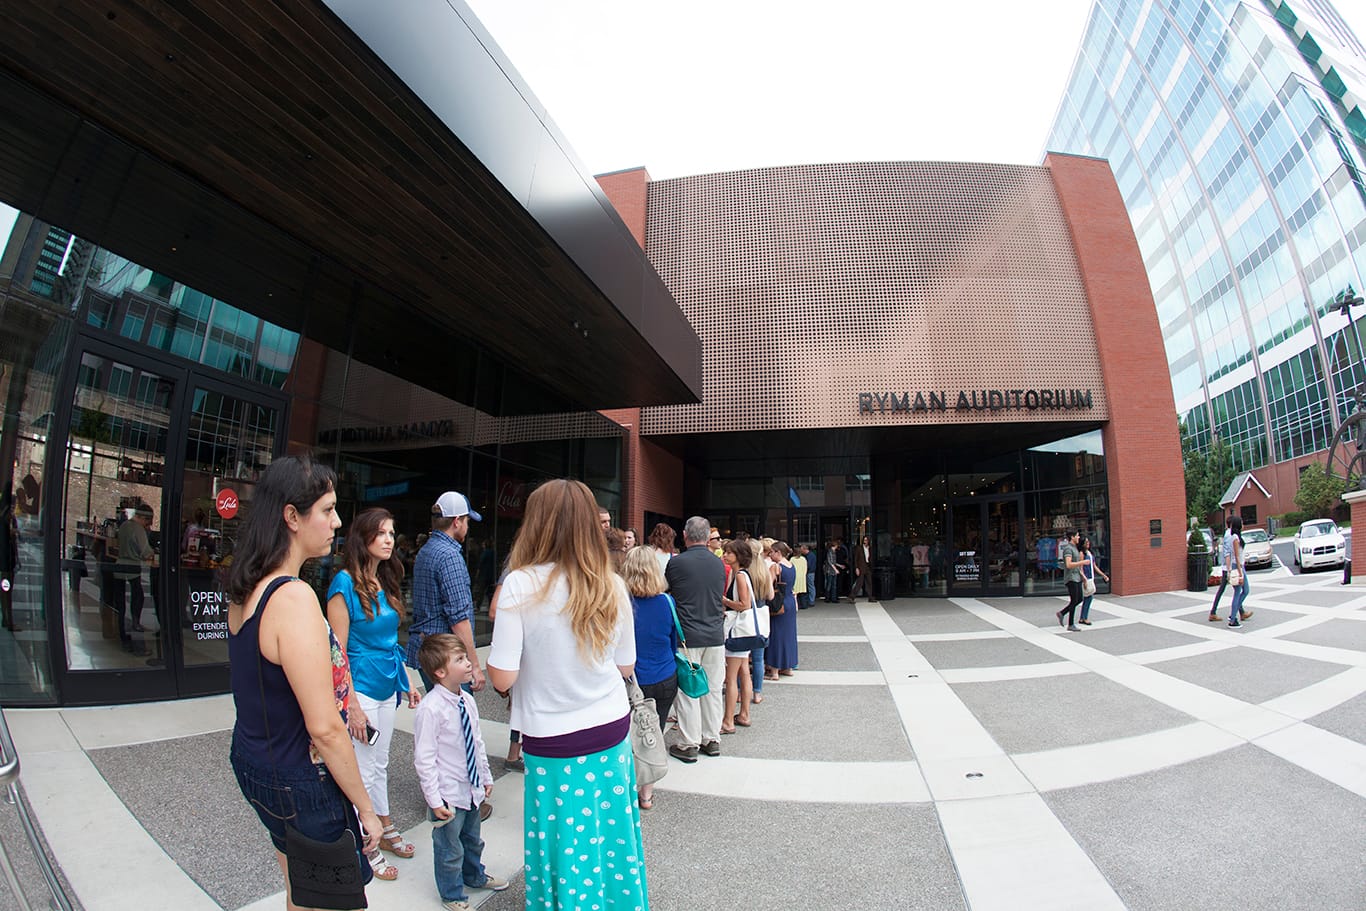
[368,849,398,881]
[380,824,415,858]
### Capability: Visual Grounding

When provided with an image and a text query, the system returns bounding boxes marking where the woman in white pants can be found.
[327,507,422,881]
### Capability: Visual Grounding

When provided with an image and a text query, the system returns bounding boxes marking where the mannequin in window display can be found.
[928,538,945,587]
[910,538,930,591]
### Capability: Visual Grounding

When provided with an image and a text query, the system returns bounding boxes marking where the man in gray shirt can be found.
[664,515,726,761]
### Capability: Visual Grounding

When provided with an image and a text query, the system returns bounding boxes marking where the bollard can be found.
[1344,559,1352,585]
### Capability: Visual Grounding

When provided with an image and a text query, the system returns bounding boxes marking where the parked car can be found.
[1242,528,1273,569]
[1293,519,1347,571]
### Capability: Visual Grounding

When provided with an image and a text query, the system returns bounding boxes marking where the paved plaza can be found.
[4,567,1365,910]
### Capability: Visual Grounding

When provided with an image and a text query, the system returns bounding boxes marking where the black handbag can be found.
[767,578,787,615]
[255,577,369,910]
[284,826,368,910]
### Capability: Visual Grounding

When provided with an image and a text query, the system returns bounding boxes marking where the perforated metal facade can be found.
[639,162,1109,436]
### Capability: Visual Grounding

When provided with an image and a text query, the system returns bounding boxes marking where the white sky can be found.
[464,0,1366,181]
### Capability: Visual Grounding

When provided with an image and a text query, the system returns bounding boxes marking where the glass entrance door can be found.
[51,336,283,703]
[949,495,1023,596]
[175,378,282,696]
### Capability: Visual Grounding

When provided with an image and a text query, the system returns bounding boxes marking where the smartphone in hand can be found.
[364,723,380,746]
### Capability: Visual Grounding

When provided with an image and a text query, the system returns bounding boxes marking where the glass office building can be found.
[1046,0,1366,493]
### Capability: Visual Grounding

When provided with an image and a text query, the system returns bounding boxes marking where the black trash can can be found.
[876,566,897,601]
[1187,551,1210,592]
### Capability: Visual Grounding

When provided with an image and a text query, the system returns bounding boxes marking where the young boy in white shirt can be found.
[414,634,509,911]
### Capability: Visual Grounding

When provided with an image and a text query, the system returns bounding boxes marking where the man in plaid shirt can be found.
[407,490,492,820]
[407,491,483,690]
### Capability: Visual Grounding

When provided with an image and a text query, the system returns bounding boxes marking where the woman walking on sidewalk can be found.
[1077,536,1108,626]
[1226,516,1253,628]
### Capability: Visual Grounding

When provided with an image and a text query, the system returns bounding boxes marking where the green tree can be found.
[1180,421,1236,523]
[1294,461,1348,518]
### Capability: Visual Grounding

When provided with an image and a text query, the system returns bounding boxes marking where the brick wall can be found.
[1265,452,1331,520]
[595,168,650,249]
[597,170,683,530]
[1046,153,1186,594]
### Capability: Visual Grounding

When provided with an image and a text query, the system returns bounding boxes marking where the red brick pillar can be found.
[1343,490,1366,579]
[1045,153,1187,595]
[596,169,654,532]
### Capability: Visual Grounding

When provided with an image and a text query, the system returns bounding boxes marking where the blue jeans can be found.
[750,645,765,693]
[1079,594,1094,621]
[805,574,816,608]
[1209,573,1229,614]
[824,572,839,602]
[230,742,371,889]
[1230,574,1249,621]
[430,803,489,902]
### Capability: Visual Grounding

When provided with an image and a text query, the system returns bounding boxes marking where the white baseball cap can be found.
[433,491,481,522]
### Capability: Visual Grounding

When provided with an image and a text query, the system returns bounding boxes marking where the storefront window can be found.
[0,207,79,702]
[1022,431,1109,595]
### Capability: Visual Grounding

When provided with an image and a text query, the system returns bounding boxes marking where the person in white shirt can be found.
[487,479,646,911]
[412,634,508,910]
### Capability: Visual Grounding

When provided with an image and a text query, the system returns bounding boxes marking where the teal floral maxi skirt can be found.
[523,738,649,910]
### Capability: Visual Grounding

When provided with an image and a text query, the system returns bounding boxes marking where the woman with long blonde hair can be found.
[487,479,647,909]
[620,545,678,810]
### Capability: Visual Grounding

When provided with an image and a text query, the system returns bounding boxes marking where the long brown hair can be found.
[225,455,336,605]
[342,507,405,621]
[506,479,626,663]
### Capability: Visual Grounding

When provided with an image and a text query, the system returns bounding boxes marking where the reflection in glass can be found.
[61,353,171,670]
[179,388,278,669]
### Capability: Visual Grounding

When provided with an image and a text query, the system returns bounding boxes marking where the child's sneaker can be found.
[475,875,510,891]
[441,901,471,911]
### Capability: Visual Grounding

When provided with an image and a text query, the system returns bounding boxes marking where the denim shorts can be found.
[230,746,371,885]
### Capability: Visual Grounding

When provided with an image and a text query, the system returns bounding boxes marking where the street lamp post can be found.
[1335,285,1366,391]
[1333,286,1366,494]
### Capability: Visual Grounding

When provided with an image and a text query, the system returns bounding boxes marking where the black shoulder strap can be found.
[254,575,299,809]
[254,575,295,621]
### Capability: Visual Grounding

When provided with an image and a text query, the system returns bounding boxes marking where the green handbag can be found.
[666,594,709,698]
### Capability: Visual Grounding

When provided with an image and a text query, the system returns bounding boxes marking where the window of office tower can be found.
[80,249,300,387]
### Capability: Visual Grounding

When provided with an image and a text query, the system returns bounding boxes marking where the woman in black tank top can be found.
[226,455,381,907]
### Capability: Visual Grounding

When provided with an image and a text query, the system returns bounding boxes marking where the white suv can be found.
[1293,520,1346,571]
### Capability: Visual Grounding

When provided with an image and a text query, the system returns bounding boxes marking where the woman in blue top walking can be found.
[327,507,422,882]
[620,545,678,810]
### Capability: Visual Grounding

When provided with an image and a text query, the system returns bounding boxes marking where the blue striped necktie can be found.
[456,694,480,791]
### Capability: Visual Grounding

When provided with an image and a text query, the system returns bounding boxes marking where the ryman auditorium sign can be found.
[857,388,1095,415]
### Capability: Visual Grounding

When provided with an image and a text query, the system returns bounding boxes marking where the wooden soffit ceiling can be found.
[0,0,701,412]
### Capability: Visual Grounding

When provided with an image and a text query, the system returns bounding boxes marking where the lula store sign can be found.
[857,388,1095,415]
